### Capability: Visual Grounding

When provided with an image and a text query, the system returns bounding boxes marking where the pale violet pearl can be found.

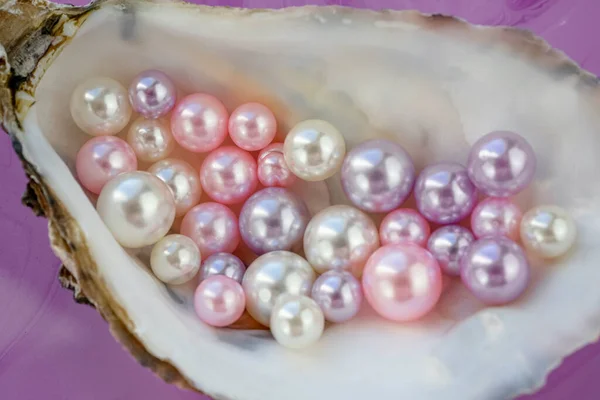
[520,205,576,258]
[341,139,415,213]
[150,234,201,285]
[194,276,246,327]
[379,208,430,247]
[199,253,246,283]
[229,102,277,151]
[180,203,240,258]
[129,70,177,119]
[148,158,202,217]
[311,270,362,323]
[127,117,175,162]
[471,197,522,240]
[257,143,297,188]
[270,294,325,349]
[96,171,176,248]
[427,225,475,276]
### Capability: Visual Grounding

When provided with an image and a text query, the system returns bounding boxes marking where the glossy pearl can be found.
[341,139,415,213]
[228,102,277,151]
[362,244,443,322]
[170,93,228,153]
[239,188,309,255]
[127,117,175,162]
[180,203,240,257]
[520,205,576,258]
[148,159,202,217]
[461,237,530,305]
[283,119,346,181]
[471,197,522,240]
[199,253,246,283]
[427,225,474,276]
[304,205,379,277]
[70,77,132,136]
[96,171,176,248]
[311,270,362,323]
[379,208,430,247]
[129,70,176,119]
[257,143,296,188]
[76,136,137,194]
[415,162,478,224]
[242,251,315,326]
[467,131,536,197]
[194,276,246,327]
[150,234,201,285]
[270,294,325,349]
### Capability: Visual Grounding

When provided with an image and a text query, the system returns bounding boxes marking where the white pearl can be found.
[270,294,325,349]
[127,117,175,162]
[148,159,202,217]
[520,205,576,258]
[283,119,346,181]
[70,77,132,136]
[96,171,176,248]
[150,234,201,284]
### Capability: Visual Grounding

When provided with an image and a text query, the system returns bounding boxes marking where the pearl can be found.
[228,102,277,151]
[127,117,175,162]
[467,131,536,197]
[520,205,576,258]
[242,251,315,326]
[283,119,345,181]
[471,197,522,240]
[257,143,296,188]
[170,93,228,153]
[341,139,415,213]
[270,294,325,349]
[311,270,362,323]
[200,146,258,205]
[96,171,176,248]
[461,237,530,305]
[181,203,240,258]
[304,205,379,277]
[150,234,201,285]
[199,253,246,283]
[239,188,309,255]
[75,136,137,194]
[379,208,430,247]
[194,276,246,327]
[70,76,132,136]
[415,162,478,224]
[362,244,442,322]
[427,225,474,276]
[129,70,176,119]
[148,159,202,217]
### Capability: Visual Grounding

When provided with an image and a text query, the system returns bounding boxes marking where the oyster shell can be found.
[2,1,600,399]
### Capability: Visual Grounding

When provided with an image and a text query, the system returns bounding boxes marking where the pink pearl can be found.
[129,70,176,119]
[257,143,296,188]
[194,275,246,327]
[471,197,522,240]
[379,209,430,247]
[76,136,137,194]
[181,202,240,257]
[362,244,442,322]
[170,93,228,153]
[229,102,277,151]
[200,146,258,205]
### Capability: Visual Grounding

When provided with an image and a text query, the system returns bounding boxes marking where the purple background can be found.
[1,0,599,399]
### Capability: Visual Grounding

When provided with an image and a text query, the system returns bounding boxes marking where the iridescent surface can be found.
[128,69,176,119]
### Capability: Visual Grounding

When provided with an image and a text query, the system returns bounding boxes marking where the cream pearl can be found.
[148,159,202,217]
[70,77,132,136]
[150,234,201,285]
[270,294,325,349]
[520,205,576,258]
[127,117,175,162]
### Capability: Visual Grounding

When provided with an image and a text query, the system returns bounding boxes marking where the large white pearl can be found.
[242,251,315,327]
[283,119,346,181]
[70,77,132,136]
[520,205,576,258]
[270,294,325,349]
[96,171,176,248]
[150,234,201,285]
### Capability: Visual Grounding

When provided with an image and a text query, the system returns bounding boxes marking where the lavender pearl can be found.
[427,225,474,276]
[129,70,176,119]
[311,270,362,323]
[341,139,415,213]
[199,253,246,283]
[467,131,536,197]
[415,162,478,224]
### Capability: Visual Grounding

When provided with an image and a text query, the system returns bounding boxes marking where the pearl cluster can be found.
[72,70,577,350]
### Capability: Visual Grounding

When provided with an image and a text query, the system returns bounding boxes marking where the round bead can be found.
[311,270,362,323]
[148,159,202,217]
[150,234,201,285]
[257,143,296,188]
[471,197,522,240]
[270,294,325,349]
[427,225,474,276]
[128,70,176,119]
[520,205,576,258]
[180,203,240,258]
[199,253,246,283]
[379,208,430,247]
[228,102,277,151]
[194,276,246,327]
[127,117,175,162]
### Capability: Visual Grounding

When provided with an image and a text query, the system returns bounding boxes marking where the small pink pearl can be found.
[257,143,296,188]
[471,197,523,240]
[379,209,430,247]
[76,136,137,194]
[181,202,240,257]
[170,93,228,153]
[200,146,258,205]
[229,102,277,151]
[194,275,246,327]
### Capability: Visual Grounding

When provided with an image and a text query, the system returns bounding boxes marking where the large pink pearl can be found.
[257,143,296,188]
[379,208,430,247]
[194,275,246,327]
[228,102,277,151]
[471,197,523,240]
[76,136,137,194]
[200,146,258,205]
[362,244,442,322]
[181,202,240,257]
[170,93,228,153]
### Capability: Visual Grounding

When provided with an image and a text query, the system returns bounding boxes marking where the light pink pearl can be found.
[170,93,228,153]
[228,102,277,151]
[362,244,442,322]
[76,136,137,194]
[200,146,258,205]
[194,275,246,327]
[471,197,523,240]
[379,209,431,247]
[180,202,240,257]
[257,143,296,188]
